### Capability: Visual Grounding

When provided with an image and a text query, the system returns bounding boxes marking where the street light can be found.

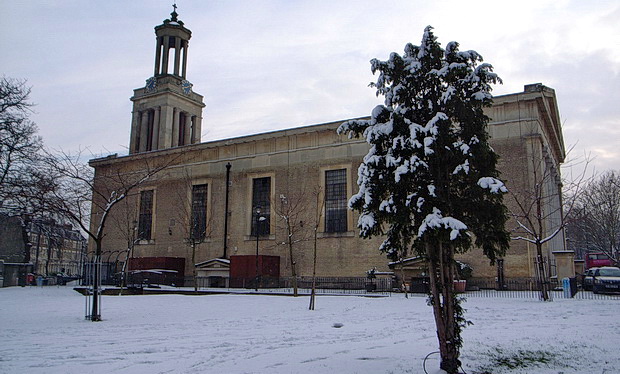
[255,207,261,291]
[254,207,268,291]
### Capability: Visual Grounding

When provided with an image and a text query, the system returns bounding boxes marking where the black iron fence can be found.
[196,276,393,295]
[82,262,117,286]
[464,278,558,300]
[195,275,620,300]
[284,276,392,292]
[405,277,620,301]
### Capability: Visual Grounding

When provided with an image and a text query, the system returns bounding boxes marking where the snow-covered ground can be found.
[0,286,618,374]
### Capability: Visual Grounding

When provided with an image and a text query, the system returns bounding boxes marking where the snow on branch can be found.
[477,177,507,193]
[418,208,468,240]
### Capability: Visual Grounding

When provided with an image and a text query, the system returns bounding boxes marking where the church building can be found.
[89,9,571,287]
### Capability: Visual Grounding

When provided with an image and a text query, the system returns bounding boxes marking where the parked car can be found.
[583,267,600,291]
[592,267,620,294]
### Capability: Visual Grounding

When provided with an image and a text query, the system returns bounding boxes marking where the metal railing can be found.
[83,260,102,321]
[464,277,556,300]
[196,276,393,296]
[407,277,620,301]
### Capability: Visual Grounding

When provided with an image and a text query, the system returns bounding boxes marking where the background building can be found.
[27,219,87,278]
[0,214,86,286]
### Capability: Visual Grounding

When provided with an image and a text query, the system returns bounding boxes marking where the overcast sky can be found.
[2,1,618,178]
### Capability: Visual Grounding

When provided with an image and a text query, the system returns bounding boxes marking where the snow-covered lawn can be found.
[0,286,618,374]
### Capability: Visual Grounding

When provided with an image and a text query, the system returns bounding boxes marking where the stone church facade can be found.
[89,10,569,285]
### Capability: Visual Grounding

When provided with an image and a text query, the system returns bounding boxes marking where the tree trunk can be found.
[90,239,102,321]
[426,242,460,374]
[400,257,408,299]
[118,246,129,296]
[309,227,318,310]
[535,191,550,301]
[34,231,42,274]
[46,237,51,276]
[192,242,198,293]
[535,245,549,301]
[288,235,298,297]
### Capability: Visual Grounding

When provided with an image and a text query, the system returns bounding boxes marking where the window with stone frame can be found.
[191,184,208,241]
[251,177,271,237]
[137,190,154,240]
[325,169,348,233]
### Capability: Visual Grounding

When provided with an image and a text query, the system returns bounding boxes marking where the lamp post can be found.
[255,207,261,291]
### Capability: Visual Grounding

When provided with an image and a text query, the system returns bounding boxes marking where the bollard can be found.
[562,277,570,298]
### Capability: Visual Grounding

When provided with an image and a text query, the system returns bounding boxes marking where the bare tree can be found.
[309,187,324,311]
[274,189,314,297]
[36,150,173,321]
[108,192,140,294]
[172,170,214,292]
[508,148,589,300]
[8,160,64,271]
[0,77,43,212]
[0,77,67,276]
[567,170,620,265]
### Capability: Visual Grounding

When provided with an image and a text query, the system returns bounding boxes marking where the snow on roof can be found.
[195,258,231,267]
[1,262,34,266]
[374,271,394,276]
[387,256,423,266]
[130,269,178,274]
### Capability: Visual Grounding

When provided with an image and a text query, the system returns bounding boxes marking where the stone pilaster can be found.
[139,111,149,152]
[129,110,140,154]
[553,251,576,280]
[159,105,174,148]
[183,112,191,146]
[151,107,160,150]
[172,108,180,147]
[193,116,202,143]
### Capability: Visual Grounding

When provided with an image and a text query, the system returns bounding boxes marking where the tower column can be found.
[172,108,180,146]
[174,37,181,76]
[181,40,189,78]
[162,36,170,75]
[154,37,162,76]
[151,106,160,150]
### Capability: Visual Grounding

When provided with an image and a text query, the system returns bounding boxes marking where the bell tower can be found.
[129,6,205,154]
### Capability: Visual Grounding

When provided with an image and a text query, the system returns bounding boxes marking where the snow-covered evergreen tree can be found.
[338,26,510,373]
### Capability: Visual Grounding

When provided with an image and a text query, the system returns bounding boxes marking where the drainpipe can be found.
[223,162,231,258]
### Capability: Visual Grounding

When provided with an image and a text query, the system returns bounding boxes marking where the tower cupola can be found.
[129,6,205,155]
[154,5,191,78]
